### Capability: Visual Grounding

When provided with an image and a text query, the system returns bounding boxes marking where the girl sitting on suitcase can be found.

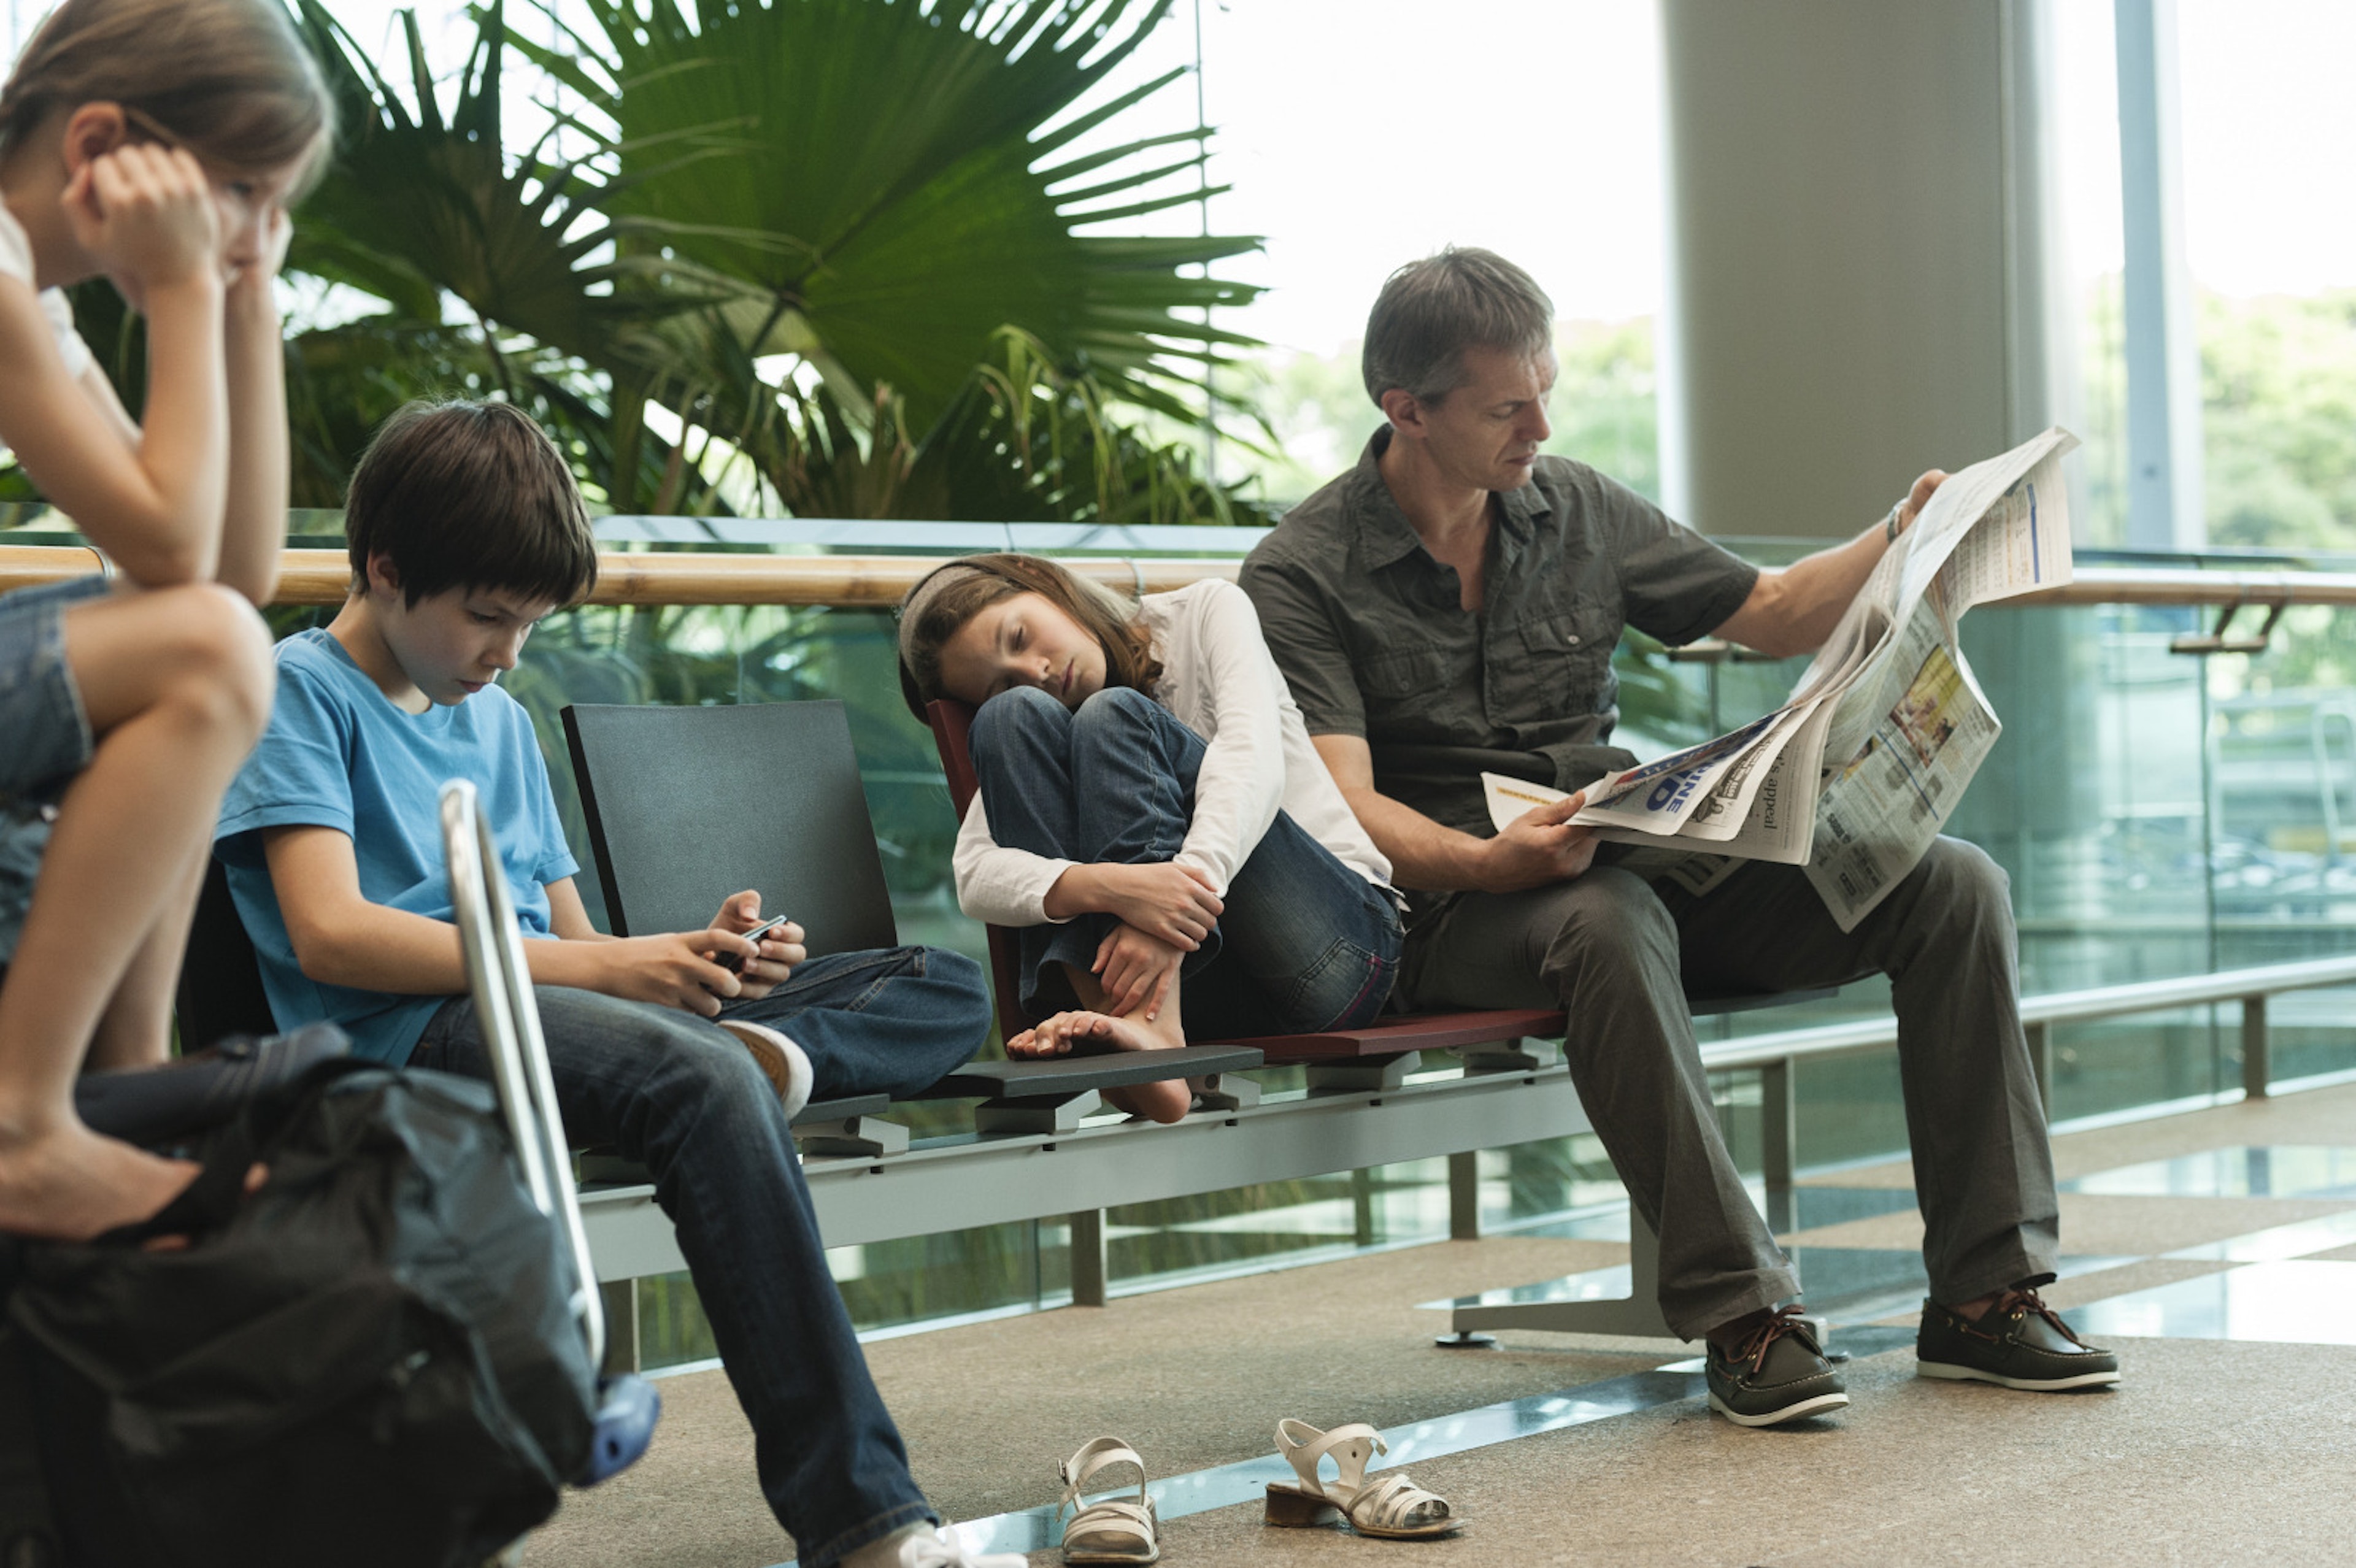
[898,553,1404,1123]
[0,0,331,1239]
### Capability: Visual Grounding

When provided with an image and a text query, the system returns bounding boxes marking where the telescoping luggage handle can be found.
[437,780,606,1370]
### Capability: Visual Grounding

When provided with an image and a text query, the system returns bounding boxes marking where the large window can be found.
[2177,0,2356,552]
[2054,0,2356,553]
[1096,0,1668,507]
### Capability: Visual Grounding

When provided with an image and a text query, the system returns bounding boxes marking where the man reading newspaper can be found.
[1241,248,2118,1428]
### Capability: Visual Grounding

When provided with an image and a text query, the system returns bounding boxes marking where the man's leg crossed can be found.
[1670,837,2059,1303]
[1399,869,1795,1339]
[410,987,934,1567]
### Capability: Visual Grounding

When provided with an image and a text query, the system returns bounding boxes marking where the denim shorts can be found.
[0,573,113,961]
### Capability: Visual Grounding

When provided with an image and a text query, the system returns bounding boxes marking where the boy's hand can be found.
[705,891,806,1000]
[1094,923,1184,1021]
[65,145,221,310]
[595,931,754,1016]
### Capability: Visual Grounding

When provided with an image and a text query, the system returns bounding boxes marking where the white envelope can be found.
[1481,771,1573,834]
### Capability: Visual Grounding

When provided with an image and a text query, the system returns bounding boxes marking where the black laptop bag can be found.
[2,1057,601,1568]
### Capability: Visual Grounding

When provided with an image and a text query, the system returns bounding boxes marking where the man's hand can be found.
[1062,862,1223,950]
[1476,792,1597,893]
[1094,923,1184,1020]
[704,890,807,1001]
[593,931,755,1016]
[1895,469,1948,534]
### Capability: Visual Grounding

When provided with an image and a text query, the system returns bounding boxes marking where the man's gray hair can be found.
[1360,247,1555,409]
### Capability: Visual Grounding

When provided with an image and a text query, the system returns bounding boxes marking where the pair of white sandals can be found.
[1054,1421,1457,1564]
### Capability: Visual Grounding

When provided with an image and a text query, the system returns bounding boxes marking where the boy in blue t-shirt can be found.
[213,401,1010,1568]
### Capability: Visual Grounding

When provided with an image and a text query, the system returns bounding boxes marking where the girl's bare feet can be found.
[0,1120,199,1240]
[1009,1007,1186,1058]
[1006,1010,1193,1124]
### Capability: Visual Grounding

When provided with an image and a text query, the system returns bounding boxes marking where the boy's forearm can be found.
[289,893,615,998]
[217,284,287,604]
[287,896,471,996]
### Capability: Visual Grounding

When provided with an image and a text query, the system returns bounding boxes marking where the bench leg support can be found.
[797,1115,911,1158]
[1449,1150,1481,1241]
[598,1278,640,1376]
[2242,994,2270,1100]
[1454,1037,1565,1072]
[1306,1055,1414,1093]
[1194,1073,1261,1113]
[1442,1211,1677,1342]
[1069,1209,1108,1307]
[1761,1059,1797,1191]
[976,1090,1103,1136]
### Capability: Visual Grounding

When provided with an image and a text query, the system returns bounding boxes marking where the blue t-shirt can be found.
[215,629,579,1064]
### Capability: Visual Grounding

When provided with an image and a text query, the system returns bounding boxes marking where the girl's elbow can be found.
[110,539,207,590]
[222,564,280,607]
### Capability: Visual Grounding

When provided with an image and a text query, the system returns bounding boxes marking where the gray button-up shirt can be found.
[1240,429,1758,847]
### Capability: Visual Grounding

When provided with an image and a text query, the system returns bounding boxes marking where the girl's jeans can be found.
[970,683,1401,1037]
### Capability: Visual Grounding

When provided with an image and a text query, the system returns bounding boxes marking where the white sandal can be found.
[1264,1418,1460,1540]
[1056,1436,1159,1564]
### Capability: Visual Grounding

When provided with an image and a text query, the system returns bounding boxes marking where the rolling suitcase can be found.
[0,782,656,1566]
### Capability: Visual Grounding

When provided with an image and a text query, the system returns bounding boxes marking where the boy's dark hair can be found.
[344,401,599,609]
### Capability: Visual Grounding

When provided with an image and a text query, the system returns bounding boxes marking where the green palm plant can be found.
[272,0,1266,522]
[521,0,1263,431]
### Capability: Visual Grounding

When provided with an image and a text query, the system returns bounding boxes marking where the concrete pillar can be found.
[1661,0,2063,539]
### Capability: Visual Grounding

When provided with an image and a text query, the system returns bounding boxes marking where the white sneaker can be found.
[893,1523,1026,1567]
[715,1019,814,1120]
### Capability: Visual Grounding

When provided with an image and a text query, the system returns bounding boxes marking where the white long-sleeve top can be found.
[952,578,1393,926]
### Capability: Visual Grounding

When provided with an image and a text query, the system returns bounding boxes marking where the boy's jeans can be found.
[410,943,988,1568]
[970,684,1402,1037]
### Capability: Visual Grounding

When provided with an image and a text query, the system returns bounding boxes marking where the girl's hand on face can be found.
[66,145,221,307]
[1091,861,1223,949]
[1094,924,1183,1020]
[224,204,290,297]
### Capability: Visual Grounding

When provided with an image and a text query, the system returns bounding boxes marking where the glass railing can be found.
[13,519,2355,1362]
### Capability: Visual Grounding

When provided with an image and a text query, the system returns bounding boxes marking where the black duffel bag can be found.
[6,1055,602,1568]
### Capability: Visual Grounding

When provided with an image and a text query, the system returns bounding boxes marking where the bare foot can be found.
[1022,1010,1195,1124]
[1020,1007,1187,1058]
[0,1120,200,1241]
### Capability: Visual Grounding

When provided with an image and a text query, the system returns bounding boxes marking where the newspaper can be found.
[1488,426,2075,931]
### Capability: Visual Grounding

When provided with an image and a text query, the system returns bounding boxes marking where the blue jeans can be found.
[969,685,1401,1038]
[409,945,988,1567]
[0,575,112,964]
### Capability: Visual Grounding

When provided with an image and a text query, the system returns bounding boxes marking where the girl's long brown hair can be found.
[0,0,334,189]
[897,553,1163,718]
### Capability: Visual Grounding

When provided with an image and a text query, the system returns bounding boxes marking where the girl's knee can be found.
[971,684,1069,755]
[1074,685,1159,731]
[151,585,274,735]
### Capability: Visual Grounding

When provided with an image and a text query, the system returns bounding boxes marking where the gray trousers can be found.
[1398,836,2058,1340]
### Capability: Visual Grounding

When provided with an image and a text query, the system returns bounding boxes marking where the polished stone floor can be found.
[523,1078,2356,1568]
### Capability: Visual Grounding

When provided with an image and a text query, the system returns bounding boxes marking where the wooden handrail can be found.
[0,543,2350,613]
[0,545,1238,608]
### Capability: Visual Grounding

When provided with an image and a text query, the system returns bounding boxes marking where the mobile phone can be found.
[715,913,792,974]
